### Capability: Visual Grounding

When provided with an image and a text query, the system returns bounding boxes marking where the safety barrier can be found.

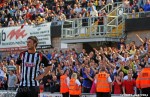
[124,11,150,19]
[0,91,135,97]
[0,91,16,97]
[62,15,125,41]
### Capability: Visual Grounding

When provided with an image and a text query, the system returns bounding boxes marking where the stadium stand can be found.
[0,0,150,97]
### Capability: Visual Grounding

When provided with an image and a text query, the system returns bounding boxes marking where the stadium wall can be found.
[126,30,150,46]
[125,18,150,32]
[51,37,83,52]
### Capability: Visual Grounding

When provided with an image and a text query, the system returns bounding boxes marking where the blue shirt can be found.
[143,4,150,11]
[46,53,52,60]
[82,68,94,88]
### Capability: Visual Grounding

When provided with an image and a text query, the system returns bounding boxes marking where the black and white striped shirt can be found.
[16,51,51,87]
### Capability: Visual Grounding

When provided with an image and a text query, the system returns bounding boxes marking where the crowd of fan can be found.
[0,0,149,27]
[0,34,150,95]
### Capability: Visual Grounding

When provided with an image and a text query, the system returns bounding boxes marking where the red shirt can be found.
[114,81,122,94]
[123,79,135,94]
[26,13,32,19]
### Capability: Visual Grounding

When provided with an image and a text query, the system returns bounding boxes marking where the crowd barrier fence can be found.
[0,91,138,97]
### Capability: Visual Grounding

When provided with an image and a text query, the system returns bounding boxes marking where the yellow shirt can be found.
[129,49,136,55]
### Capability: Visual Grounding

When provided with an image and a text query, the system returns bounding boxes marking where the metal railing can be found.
[58,2,128,41]
[99,2,122,14]
[62,2,123,29]
[61,16,108,39]
[124,11,150,19]
[106,3,125,37]
[0,91,16,97]
[106,2,123,22]
[0,90,136,97]
[62,25,106,38]
[62,18,124,40]
[61,2,125,41]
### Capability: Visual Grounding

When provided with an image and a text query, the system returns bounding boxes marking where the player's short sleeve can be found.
[41,54,52,67]
[16,52,23,65]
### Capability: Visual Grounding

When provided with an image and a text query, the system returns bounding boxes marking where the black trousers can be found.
[96,92,111,97]
[82,86,91,93]
[141,87,150,97]
[15,86,39,97]
[70,95,80,97]
[62,92,69,97]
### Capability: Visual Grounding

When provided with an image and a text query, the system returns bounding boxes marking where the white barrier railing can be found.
[40,93,96,97]
[0,91,138,97]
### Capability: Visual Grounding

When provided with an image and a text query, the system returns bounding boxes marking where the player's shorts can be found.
[15,86,40,97]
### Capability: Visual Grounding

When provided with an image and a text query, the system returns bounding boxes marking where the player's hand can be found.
[35,74,44,81]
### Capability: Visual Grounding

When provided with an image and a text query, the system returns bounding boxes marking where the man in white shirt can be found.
[8,18,14,26]
[117,52,134,62]
[123,69,133,80]
[90,6,98,17]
